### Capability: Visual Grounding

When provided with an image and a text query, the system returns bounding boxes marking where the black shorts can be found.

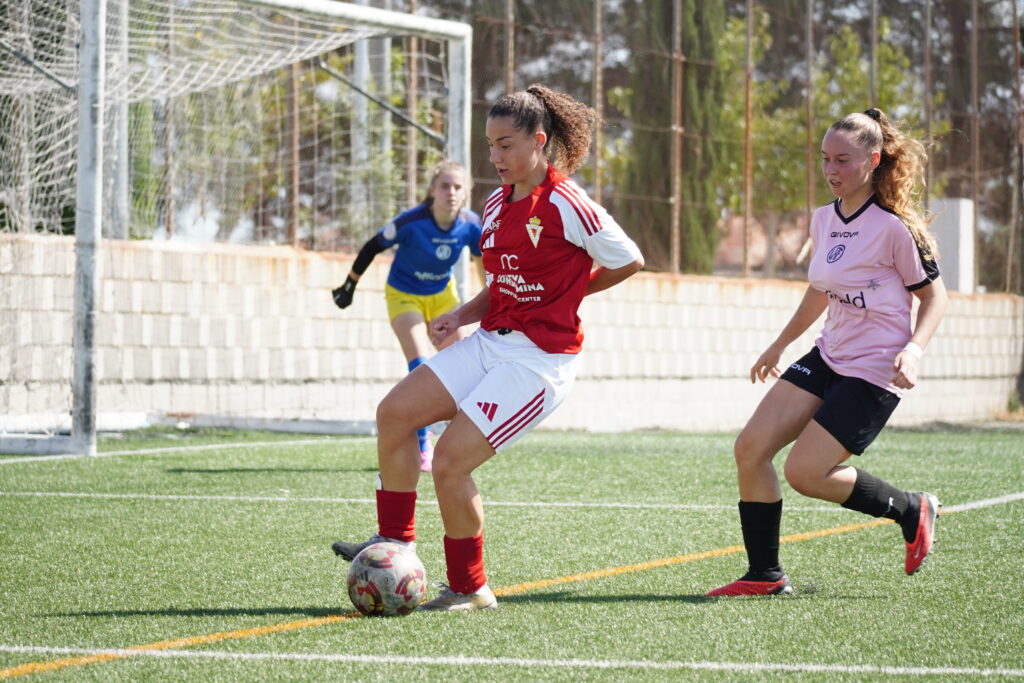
[779,346,900,455]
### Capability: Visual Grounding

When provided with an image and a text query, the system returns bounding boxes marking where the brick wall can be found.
[2,234,1021,433]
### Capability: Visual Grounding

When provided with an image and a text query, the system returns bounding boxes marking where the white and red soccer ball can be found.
[347,542,427,616]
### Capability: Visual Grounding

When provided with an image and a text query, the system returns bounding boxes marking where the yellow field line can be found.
[494,544,747,596]
[0,613,360,679]
[0,514,912,678]
[495,518,892,597]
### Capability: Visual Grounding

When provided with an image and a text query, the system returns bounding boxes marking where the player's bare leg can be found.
[331,366,455,562]
[375,366,457,491]
[430,412,495,538]
[391,311,443,470]
[418,411,498,611]
[782,420,855,503]
[708,381,821,597]
[785,419,940,575]
[734,381,823,502]
[391,311,433,363]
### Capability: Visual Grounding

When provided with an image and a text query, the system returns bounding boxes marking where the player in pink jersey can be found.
[331,84,643,611]
[707,108,948,597]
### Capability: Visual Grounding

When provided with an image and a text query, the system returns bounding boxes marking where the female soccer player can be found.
[332,84,644,611]
[332,160,482,472]
[707,108,948,596]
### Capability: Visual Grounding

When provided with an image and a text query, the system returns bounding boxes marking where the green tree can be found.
[613,0,726,273]
[717,10,949,273]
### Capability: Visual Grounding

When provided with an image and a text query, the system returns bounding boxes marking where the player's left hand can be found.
[891,350,919,390]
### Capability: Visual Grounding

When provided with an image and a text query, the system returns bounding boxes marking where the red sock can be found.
[376,490,416,542]
[443,533,486,594]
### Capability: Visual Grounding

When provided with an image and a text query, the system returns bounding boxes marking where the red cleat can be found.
[905,492,940,575]
[706,576,793,597]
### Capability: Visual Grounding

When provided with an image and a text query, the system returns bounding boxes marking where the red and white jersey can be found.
[478,165,642,354]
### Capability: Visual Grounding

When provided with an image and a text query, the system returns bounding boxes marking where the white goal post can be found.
[0,0,471,455]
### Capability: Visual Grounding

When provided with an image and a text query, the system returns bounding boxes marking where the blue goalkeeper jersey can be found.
[379,204,482,295]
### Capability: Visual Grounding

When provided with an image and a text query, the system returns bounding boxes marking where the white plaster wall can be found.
[2,234,1021,434]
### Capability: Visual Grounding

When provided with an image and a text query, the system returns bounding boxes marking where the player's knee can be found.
[733,430,764,469]
[782,459,818,497]
[429,448,458,486]
[376,394,409,432]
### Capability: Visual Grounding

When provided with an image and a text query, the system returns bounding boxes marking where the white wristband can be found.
[902,341,923,359]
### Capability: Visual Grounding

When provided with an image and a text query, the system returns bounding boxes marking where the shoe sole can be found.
[418,601,498,612]
[706,578,793,597]
[330,542,364,562]
[906,493,940,575]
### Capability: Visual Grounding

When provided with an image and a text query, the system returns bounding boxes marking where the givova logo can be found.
[827,244,846,263]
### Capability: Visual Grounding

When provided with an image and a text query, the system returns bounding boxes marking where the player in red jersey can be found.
[332,84,644,611]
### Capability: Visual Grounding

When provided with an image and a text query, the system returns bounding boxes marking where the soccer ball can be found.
[347,542,427,616]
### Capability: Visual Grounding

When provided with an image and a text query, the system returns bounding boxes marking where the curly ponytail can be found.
[828,108,938,259]
[488,84,596,175]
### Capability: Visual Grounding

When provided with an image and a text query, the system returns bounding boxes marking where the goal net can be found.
[0,0,471,454]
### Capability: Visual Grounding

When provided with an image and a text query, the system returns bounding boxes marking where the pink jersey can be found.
[808,195,939,395]
[479,165,642,354]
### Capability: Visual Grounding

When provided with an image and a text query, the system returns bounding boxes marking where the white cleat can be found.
[418,583,498,612]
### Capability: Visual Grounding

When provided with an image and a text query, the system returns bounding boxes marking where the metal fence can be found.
[2,0,1021,292]
[444,0,1023,290]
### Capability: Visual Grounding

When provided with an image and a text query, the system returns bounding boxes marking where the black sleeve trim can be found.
[351,234,389,275]
[907,276,935,292]
[906,242,940,291]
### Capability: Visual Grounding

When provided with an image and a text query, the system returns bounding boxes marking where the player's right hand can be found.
[332,276,357,309]
[750,343,784,383]
[429,313,459,346]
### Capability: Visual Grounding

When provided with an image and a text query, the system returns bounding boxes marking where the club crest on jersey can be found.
[826,244,846,263]
[525,217,543,248]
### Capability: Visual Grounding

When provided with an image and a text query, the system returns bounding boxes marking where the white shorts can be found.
[424,328,578,452]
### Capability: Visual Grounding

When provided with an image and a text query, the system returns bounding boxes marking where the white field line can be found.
[0,645,1021,678]
[0,438,372,466]
[0,490,842,512]
[2,491,1022,679]
[942,491,1024,512]
[2,490,1023,512]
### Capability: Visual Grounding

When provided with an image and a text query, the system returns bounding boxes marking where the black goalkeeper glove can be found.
[332,276,357,309]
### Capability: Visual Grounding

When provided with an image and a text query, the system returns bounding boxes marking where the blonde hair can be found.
[828,108,937,259]
[487,83,596,175]
[421,159,467,207]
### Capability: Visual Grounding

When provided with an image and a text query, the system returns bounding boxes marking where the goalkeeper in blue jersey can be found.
[333,160,483,472]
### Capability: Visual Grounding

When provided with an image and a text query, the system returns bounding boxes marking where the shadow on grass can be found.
[496,587,881,605]
[497,592,718,605]
[164,467,377,474]
[48,606,348,619]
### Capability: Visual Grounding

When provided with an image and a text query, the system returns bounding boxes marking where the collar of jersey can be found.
[832,193,878,225]
[504,164,558,204]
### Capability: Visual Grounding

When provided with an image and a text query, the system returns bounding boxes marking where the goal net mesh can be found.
[1,0,458,444]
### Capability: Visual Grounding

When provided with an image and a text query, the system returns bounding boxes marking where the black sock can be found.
[840,468,918,542]
[738,500,784,581]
